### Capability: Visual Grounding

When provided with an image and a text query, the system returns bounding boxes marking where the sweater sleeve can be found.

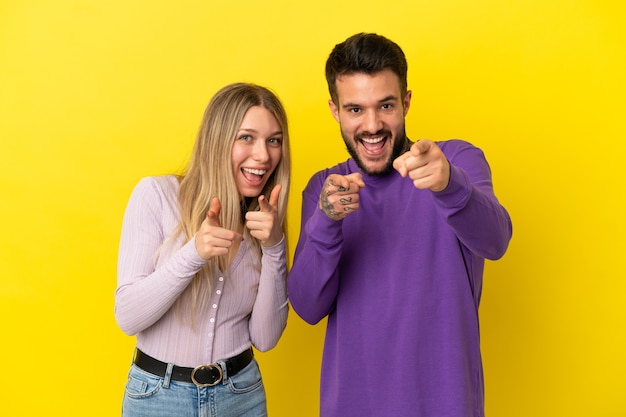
[248,236,289,351]
[433,140,513,260]
[287,173,345,324]
[114,177,206,336]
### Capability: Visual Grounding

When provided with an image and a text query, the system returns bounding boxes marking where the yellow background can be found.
[1,0,625,415]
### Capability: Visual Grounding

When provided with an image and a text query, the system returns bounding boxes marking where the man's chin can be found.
[355,156,394,176]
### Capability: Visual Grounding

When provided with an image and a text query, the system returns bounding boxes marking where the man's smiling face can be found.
[329,69,412,175]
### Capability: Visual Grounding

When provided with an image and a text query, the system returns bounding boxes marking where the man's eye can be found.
[349,108,360,113]
[381,104,392,110]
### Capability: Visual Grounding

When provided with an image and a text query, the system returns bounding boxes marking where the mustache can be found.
[356,129,392,139]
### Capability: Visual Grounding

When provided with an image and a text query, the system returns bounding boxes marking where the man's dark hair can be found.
[325,33,408,105]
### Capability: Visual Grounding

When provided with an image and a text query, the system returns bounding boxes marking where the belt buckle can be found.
[191,363,223,387]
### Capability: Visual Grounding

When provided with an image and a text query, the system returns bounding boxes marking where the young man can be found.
[288,33,513,416]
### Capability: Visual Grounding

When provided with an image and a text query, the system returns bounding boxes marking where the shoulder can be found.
[133,175,178,194]
[437,139,487,162]
[437,139,480,153]
[129,175,180,206]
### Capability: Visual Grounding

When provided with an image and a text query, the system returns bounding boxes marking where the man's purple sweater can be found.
[288,140,512,417]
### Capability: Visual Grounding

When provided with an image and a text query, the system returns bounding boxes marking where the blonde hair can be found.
[174,83,291,317]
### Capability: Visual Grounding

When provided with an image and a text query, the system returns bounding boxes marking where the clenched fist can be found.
[319,172,366,221]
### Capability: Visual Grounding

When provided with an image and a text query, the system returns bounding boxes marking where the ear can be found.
[328,99,340,123]
[403,90,412,117]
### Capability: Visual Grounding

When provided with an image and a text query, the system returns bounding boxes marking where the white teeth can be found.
[361,137,384,144]
[243,168,266,176]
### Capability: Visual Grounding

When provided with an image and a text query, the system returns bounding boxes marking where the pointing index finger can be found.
[411,139,433,156]
[259,184,281,212]
[268,184,281,209]
[393,152,410,177]
[207,197,222,227]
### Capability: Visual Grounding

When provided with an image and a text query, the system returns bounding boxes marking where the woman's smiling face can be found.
[231,106,283,198]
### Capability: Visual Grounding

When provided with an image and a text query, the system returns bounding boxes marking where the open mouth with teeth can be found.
[359,135,388,156]
[241,167,268,186]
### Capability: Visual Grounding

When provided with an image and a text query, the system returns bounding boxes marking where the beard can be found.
[341,126,410,176]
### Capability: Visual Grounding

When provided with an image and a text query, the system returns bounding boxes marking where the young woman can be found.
[115,83,291,417]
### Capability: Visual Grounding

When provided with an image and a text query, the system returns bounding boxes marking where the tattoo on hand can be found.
[321,193,339,218]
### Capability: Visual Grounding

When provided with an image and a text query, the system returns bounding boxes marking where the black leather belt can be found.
[133,348,254,387]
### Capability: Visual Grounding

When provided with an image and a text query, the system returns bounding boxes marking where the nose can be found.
[363,109,383,134]
[252,140,269,162]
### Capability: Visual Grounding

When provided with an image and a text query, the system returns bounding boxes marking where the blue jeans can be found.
[122,359,267,417]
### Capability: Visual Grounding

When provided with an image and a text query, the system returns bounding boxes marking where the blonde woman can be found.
[115,83,291,417]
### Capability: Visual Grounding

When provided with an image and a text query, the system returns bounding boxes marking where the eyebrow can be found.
[238,127,283,136]
[341,94,398,109]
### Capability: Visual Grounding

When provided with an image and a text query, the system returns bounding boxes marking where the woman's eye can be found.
[268,137,282,146]
[239,134,252,141]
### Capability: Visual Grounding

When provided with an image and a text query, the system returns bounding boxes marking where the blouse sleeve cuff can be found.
[261,234,286,256]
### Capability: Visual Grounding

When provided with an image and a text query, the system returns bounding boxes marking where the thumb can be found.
[207,196,222,227]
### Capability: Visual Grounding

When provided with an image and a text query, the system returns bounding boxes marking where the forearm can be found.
[115,238,205,335]
[248,236,288,351]
[434,149,512,259]
[288,207,344,324]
